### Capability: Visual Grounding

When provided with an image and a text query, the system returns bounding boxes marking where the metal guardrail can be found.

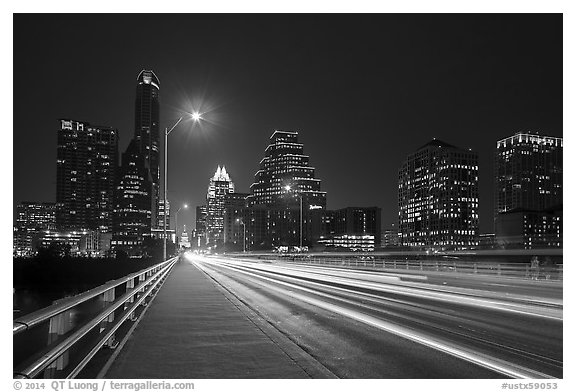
[13,257,179,379]
[252,254,563,281]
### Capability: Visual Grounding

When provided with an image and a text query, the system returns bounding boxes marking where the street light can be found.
[284,185,303,249]
[163,112,202,261]
[236,218,246,252]
[175,204,188,248]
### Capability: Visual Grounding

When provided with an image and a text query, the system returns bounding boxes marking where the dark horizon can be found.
[13,14,563,233]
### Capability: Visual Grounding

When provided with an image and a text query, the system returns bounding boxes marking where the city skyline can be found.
[13,14,562,233]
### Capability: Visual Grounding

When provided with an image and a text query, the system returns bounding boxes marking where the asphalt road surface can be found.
[188,254,562,379]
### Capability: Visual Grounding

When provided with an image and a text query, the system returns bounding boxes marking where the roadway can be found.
[188,253,562,379]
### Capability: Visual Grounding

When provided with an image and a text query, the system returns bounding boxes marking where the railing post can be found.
[126,277,137,321]
[100,287,117,349]
[474,263,477,274]
[420,261,423,270]
[139,273,147,304]
[435,261,439,271]
[497,264,501,276]
[44,301,72,378]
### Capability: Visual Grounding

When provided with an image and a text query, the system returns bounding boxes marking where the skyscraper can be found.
[157,200,171,231]
[111,139,152,255]
[56,119,118,233]
[195,205,207,247]
[247,130,326,248]
[398,139,479,250]
[248,130,326,209]
[494,132,562,248]
[13,202,56,256]
[223,192,250,249]
[134,70,160,229]
[206,166,235,245]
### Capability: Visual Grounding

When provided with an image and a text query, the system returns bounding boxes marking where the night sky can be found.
[13,14,563,234]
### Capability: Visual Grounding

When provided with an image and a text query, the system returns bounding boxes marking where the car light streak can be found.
[191,255,560,379]
[202,256,561,321]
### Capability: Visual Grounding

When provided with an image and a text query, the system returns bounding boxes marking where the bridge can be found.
[13,251,563,379]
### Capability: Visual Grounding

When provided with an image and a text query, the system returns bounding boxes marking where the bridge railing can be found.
[13,257,179,379]
[267,255,563,281]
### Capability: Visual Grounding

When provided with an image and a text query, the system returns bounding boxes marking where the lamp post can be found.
[163,112,202,261]
[236,218,246,252]
[175,204,188,250]
[284,185,303,249]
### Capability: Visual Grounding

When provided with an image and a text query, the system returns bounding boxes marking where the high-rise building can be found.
[398,139,479,250]
[13,202,56,256]
[248,130,326,209]
[111,139,152,255]
[223,193,250,249]
[206,166,235,245]
[494,132,563,248]
[247,130,326,248]
[56,119,118,233]
[195,205,207,247]
[134,70,161,229]
[157,200,171,231]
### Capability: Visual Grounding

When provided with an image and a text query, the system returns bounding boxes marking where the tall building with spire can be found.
[398,139,479,250]
[206,166,235,245]
[134,70,161,229]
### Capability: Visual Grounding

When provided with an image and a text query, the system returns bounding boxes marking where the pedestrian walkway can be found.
[103,259,332,379]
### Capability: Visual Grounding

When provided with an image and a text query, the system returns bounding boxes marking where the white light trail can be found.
[192,256,558,379]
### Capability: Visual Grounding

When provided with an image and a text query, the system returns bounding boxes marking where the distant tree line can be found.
[13,239,173,294]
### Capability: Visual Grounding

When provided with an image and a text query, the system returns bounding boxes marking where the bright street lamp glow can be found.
[192,112,202,121]
[183,204,188,209]
[284,185,291,191]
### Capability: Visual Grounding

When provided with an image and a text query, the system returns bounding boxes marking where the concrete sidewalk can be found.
[103,259,333,379]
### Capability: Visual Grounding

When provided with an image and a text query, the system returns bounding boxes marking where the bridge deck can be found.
[103,259,333,379]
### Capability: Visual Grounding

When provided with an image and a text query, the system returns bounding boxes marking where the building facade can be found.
[382,224,400,248]
[317,207,382,251]
[246,130,327,248]
[195,205,208,247]
[157,199,171,232]
[398,139,479,250]
[111,139,152,255]
[223,193,250,249]
[56,119,118,233]
[206,166,236,246]
[134,70,161,229]
[248,130,326,209]
[494,132,563,248]
[13,202,57,256]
